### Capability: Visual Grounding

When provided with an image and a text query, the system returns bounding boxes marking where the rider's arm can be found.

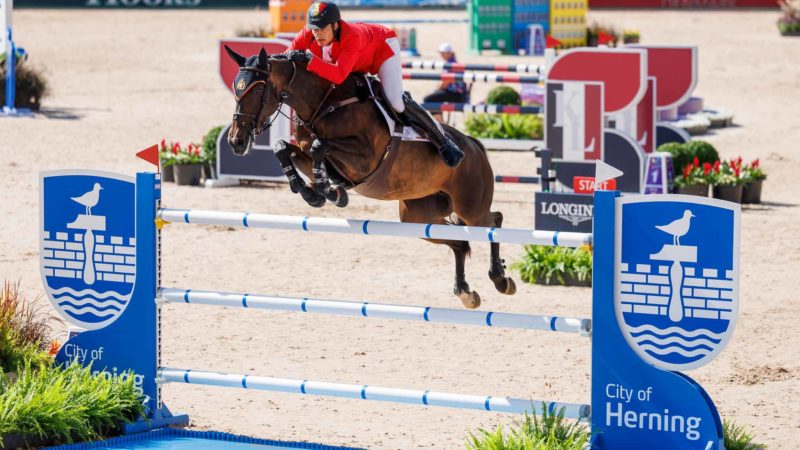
[307,49,359,85]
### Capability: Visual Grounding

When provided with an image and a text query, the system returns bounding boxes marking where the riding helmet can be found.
[306,1,341,30]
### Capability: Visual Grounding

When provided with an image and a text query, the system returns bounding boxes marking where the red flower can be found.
[682,163,692,178]
[713,160,721,173]
[733,166,741,177]
[692,156,699,168]
[48,339,61,356]
[160,138,166,150]
[752,159,760,168]
[703,162,711,175]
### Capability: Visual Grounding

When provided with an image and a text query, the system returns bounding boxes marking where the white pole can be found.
[158,287,592,335]
[157,209,592,248]
[157,367,591,420]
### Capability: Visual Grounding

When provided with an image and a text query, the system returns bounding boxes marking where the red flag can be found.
[136,144,160,170]
[546,35,562,48]
[597,31,615,46]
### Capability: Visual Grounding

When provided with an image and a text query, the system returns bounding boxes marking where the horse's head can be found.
[224,46,281,156]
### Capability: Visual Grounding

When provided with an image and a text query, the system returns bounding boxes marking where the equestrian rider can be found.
[286,1,465,168]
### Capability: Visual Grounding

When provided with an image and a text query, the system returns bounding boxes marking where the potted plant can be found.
[173,143,204,186]
[511,245,592,287]
[0,53,49,111]
[159,139,177,182]
[711,159,745,203]
[778,0,800,36]
[622,29,640,44]
[674,157,709,197]
[742,159,766,204]
[201,125,224,181]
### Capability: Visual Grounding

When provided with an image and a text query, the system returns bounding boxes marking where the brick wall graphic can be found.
[617,207,738,370]
[41,176,136,331]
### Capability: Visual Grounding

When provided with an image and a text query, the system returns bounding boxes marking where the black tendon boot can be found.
[401,93,464,168]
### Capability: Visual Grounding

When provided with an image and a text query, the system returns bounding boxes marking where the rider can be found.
[286,1,464,168]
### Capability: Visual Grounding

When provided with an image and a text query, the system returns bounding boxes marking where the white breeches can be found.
[377,37,405,113]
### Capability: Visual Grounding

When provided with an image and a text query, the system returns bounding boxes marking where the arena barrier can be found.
[43,170,740,449]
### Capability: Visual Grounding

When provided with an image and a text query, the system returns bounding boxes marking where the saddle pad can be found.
[362,75,430,143]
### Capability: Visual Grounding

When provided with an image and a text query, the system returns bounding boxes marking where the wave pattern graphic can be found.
[628,324,723,365]
[50,287,131,300]
[48,288,131,325]
[59,303,122,314]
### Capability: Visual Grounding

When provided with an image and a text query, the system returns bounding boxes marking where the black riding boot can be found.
[401,93,464,168]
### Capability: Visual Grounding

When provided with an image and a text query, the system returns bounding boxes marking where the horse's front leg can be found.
[274,139,326,208]
[311,138,349,208]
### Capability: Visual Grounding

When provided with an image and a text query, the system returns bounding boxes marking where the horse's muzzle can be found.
[229,135,253,156]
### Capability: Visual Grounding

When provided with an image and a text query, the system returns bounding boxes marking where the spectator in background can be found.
[423,43,468,121]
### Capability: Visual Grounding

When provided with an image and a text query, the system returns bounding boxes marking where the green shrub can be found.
[657,140,719,178]
[723,419,766,450]
[0,282,58,372]
[467,404,589,450]
[202,125,225,164]
[465,114,543,140]
[511,245,592,286]
[0,363,145,444]
[684,140,720,166]
[0,58,49,111]
[487,86,522,106]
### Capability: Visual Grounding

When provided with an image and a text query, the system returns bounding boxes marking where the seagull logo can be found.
[71,183,103,215]
[655,210,694,245]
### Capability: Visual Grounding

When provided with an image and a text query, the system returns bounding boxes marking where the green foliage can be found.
[487,86,522,106]
[511,245,592,286]
[202,125,225,164]
[657,140,719,178]
[0,282,57,372]
[0,363,145,444]
[466,404,589,450]
[723,419,766,450]
[465,114,543,140]
[0,56,49,110]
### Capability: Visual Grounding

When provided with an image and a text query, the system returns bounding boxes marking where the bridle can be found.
[232,57,359,142]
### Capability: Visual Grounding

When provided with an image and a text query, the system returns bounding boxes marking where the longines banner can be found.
[14,0,265,8]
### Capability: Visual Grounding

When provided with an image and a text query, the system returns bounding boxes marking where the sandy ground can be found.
[1,7,799,449]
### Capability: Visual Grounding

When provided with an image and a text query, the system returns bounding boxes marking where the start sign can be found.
[574,176,617,193]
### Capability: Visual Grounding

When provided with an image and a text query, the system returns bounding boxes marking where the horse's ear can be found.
[224,45,247,67]
[258,48,269,69]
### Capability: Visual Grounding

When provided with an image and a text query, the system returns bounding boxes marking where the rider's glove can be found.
[287,50,312,63]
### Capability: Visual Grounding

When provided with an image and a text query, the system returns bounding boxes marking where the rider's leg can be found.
[377,38,464,168]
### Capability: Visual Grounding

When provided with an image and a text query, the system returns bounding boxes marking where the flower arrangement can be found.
[674,157,711,188]
[778,0,800,35]
[709,158,747,187]
[742,159,766,182]
[622,29,640,44]
[159,139,205,186]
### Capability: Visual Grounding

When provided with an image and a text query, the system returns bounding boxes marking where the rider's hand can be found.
[287,50,312,63]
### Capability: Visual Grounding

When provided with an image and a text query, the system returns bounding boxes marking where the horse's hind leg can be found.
[399,196,481,309]
[488,211,517,296]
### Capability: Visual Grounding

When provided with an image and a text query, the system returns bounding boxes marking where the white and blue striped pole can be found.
[157,209,592,248]
[157,367,591,420]
[158,287,592,336]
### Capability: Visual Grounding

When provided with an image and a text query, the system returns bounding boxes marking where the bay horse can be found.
[224,47,515,309]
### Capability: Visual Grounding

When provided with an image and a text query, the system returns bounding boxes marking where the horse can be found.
[224,47,515,309]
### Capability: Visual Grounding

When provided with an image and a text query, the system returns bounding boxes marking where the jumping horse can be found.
[224,47,515,309]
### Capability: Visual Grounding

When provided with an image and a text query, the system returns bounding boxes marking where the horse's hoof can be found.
[332,186,349,208]
[301,190,326,208]
[458,290,481,309]
[503,277,517,295]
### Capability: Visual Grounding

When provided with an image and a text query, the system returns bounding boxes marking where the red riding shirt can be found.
[289,20,398,85]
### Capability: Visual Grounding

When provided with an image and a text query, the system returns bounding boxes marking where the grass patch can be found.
[467,405,589,450]
[511,245,592,286]
[724,419,766,450]
[0,363,145,445]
